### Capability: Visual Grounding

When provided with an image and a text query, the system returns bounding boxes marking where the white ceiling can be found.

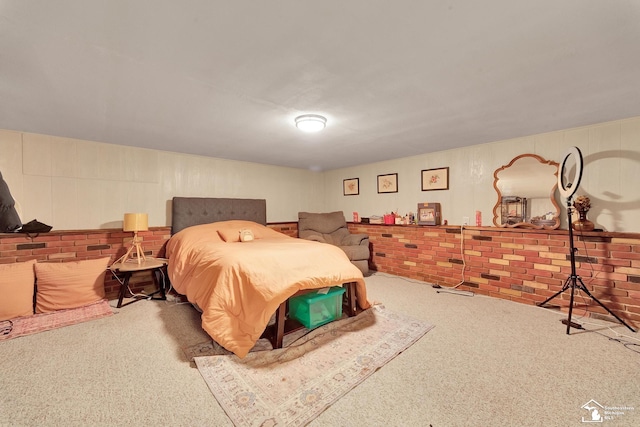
[2,1,640,171]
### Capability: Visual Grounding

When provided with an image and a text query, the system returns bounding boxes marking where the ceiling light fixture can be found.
[295,114,327,132]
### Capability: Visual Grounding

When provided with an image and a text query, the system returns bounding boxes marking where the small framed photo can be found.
[343,178,359,196]
[377,173,398,193]
[422,167,449,191]
[418,203,442,226]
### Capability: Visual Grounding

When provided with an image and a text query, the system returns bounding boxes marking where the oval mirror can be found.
[492,154,560,229]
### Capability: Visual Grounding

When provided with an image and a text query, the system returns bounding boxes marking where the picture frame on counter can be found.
[343,178,359,196]
[417,202,442,225]
[377,173,398,193]
[421,167,449,191]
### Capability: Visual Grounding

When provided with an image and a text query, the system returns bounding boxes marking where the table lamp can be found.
[115,213,148,265]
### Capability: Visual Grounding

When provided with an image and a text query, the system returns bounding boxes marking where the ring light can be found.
[558,146,583,200]
[540,145,636,334]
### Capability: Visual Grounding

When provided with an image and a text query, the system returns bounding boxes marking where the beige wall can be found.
[323,116,640,232]
[2,115,639,232]
[0,130,325,228]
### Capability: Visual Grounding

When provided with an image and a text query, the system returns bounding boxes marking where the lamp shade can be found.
[123,213,148,232]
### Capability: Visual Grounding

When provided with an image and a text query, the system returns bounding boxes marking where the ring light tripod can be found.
[537,147,636,333]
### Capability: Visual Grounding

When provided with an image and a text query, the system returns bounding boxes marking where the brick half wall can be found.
[4,222,637,326]
[0,222,299,300]
[349,223,640,326]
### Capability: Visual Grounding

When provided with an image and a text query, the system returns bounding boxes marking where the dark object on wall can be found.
[20,219,52,234]
[417,203,441,226]
[0,171,22,232]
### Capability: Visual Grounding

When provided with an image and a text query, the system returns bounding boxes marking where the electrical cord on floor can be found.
[370,265,473,297]
[534,303,639,356]
[376,238,638,355]
[156,267,191,306]
[599,330,640,355]
[433,224,474,297]
[370,220,637,356]
[109,268,149,299]
[583,322,639,355]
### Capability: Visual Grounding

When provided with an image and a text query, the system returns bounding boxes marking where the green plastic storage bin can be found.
[289,286,346,329]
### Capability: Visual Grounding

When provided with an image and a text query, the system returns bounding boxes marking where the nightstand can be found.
[110,257,168,308]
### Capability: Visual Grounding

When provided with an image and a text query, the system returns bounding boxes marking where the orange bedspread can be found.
[166,220,370,358]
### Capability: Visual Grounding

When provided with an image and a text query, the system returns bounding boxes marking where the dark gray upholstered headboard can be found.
[171,197,267,234]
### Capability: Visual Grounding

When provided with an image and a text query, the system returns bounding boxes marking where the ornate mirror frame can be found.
[492,154,560,230]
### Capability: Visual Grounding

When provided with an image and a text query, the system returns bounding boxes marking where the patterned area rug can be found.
[183,326,310,361]
[0,299,113,341]
[195,305,434,427]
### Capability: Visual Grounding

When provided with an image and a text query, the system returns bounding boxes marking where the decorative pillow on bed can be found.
[35,257,110,313]
[239,229,254,242]
[216,220,287,242]
[0,260,36,320]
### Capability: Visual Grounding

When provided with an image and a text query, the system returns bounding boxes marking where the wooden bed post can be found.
[274,301,286,349]
[344,282,357,317]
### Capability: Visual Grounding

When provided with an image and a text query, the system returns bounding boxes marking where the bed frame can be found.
[170,196,357,349]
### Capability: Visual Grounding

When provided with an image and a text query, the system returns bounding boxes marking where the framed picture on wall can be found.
[422,167,449,191]
[377,173,398,193]
[343,178,359,196]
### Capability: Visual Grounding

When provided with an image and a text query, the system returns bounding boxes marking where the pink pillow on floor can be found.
[35,258,109,313]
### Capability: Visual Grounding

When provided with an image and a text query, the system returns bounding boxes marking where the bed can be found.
[166,197,370,358]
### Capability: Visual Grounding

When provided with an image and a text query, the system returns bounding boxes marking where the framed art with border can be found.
[377,173,398,193]
[343,178,359,196]
[422,167,449,191]
[417,202,442,225]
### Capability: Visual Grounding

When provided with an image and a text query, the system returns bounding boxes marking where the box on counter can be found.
[417,202,442,225]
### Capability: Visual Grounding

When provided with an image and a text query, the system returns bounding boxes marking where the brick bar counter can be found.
[0,223,297,301]
[349,223,640,325]
[2,222,638,325]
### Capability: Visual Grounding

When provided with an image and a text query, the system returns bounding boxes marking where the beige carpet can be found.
[195,305,434,427]
[1,274,638,426]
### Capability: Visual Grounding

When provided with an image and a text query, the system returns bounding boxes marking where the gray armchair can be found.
[298,211,370,274]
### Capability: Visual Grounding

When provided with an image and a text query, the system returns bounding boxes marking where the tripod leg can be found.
[575,278,636,333]
[565,276,578,334]
[537,276,572,307]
